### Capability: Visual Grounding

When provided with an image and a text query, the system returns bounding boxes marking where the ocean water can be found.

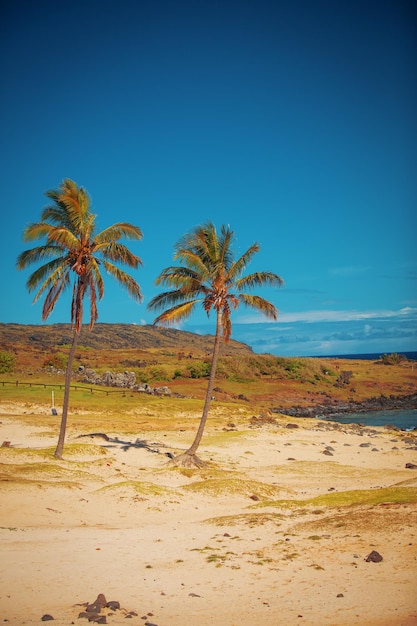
[318,408,417,431]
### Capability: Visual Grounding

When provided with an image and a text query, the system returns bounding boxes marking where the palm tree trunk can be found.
[54,330,79,459]
[186,311,222,457]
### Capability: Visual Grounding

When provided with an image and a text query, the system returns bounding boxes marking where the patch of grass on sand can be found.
[0,462,101,483]
[201,430,249,446]
[204,512,285,527]
[253,486,417,509]
[97,480,181,498]
[182,478,291,499]
[0,443,108,463]
[296,504,417,533]
[267,461,394,480]
[167,466,243,480]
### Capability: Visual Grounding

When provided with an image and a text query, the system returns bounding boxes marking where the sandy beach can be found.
[1,404,416,625]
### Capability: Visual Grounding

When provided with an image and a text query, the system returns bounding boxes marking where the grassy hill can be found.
[0,322,252,359]
[0,323,416,415]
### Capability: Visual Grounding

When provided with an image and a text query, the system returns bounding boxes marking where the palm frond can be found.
[22,222,56,242]
[32,265,70,302]
[41,273,70,319]
[154,266,206,296]
[41,204,71,227]
[57,179,93,235]
[236,271,284,290]
[174,246,211,277]
[25,258,68,292]
[86,279,99,329]
[218,224,235,269]
[90,258,105,300]
[238,293,279,319]
[226,242,260,281]
[46,227,80,250]
[148,289,200,311]
[102,261,142,301]
[95,223,143,243]
[16,245,65,270]
[153,300,198,326]
[96,242,142,268]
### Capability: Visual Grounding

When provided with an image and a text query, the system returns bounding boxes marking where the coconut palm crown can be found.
[17,178,143,457]
[17,178,143,331]
[148,221,283,466]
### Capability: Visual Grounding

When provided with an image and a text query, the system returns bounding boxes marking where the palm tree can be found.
[16,179,143,459]
[148,222,283,467]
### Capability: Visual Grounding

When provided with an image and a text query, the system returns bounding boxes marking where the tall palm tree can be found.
[148,222,283,467]
[16,179,143,458]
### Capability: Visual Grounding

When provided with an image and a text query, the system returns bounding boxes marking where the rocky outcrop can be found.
[76,366,171,396]
[271,393,417,419]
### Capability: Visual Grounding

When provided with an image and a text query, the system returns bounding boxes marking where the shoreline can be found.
[273,392,417,420]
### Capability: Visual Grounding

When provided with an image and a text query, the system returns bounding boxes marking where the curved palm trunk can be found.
[185,311,223,459]
[54,330,79,459]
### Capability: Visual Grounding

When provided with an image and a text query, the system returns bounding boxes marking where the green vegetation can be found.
[0,461,99,483]
[253,486,417,509]
[0,352,15,373]
[42,352,68,370]
[204,512,284,527]
[379,352,408,365]
[182,478,289,499]
[97,480,180,498]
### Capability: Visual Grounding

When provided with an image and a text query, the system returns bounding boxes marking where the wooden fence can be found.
[0,380,134,396]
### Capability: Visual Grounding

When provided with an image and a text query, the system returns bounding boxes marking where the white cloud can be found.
[236,307,417,325]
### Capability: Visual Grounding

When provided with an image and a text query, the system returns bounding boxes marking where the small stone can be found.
[250,494,260,501]
[88,616,106,624]
[406,463,417,469]
[286,423,299,429]
[106,601,120,610]
[365,550,383,562]
[41,616,54,622]
[86,594,107,614]
[337,593,344,598]
[322,449,333,456]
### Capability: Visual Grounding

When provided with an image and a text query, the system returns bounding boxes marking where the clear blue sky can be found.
[1,0,416,356]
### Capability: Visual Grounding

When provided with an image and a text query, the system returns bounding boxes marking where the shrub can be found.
[187,361,211,378]
[148,366,169,381]
[379,353,407,365]
[43,352,68,370]
[0,352,15,373]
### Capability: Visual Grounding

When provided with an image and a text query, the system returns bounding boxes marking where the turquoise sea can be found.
[318,408,417,431]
